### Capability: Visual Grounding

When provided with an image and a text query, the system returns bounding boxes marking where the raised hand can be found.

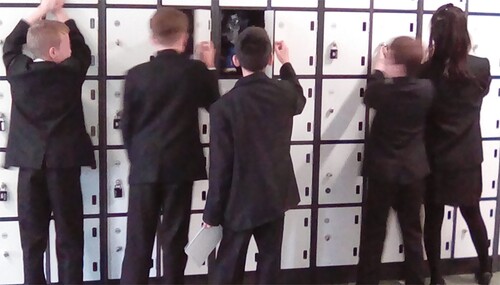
[274,41,290,64]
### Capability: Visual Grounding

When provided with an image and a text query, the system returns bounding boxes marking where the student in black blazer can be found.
[2,1,95,284]
[356,37,434,285]
[421,4,493,285]
[203,27,305,284]
[120,8,220,285]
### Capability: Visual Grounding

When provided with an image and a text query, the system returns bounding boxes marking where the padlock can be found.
[114,180,123,198]
[113,111,122,130]
[0,113,6,131]
[330,42,338,59]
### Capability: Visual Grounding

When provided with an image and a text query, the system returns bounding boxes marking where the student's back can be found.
[122,50,218,184]
[211,67,303,229]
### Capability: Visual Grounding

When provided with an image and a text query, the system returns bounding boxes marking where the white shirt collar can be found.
[33,58,45,62]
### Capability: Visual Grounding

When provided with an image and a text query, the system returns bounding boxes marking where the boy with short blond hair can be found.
[2,0,95,284]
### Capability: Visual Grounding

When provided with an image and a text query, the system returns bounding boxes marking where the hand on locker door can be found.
[274,41,290,64]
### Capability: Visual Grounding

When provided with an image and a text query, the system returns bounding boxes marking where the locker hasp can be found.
[114,180,123,198]
[0,113,6,131]
[0,183,7,201]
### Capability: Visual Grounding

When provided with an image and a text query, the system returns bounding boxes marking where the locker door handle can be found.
[356,185,361,195]
[116,246,123,252]
[309,56,314,66]
[410,23,414,32]
[90,89,96,100]
[353,247,358,256]
[302,250,308,259]
[494,149,498,158]
[330,42,338,59]
[399,244,404,254]
[357,152,362,162]
[92,227,97,238]
[360,88,365,97]
[445,242,450,250]
[308,88,313,98]
[113,111,122,130]
[358,122,363,131]
[490,209,494,217]
[306,153,311,163]
[307,122,312,132]
[202,124,208,135]
[447,210,452,220]
[90,18,96,29]
[92,195,97,205]
[91,55,96,67]
[114,180,123,198]
[304,218,309,227]
[0,183,7,201]
[354,215,359,224]
[91,126,96,137]
[492,180,496,189]
[305,187,310,197]
[202,191,207,201]
[0,113,6,131]
[93,262,98,272]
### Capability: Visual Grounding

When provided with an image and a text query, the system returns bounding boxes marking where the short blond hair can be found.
[150,7,189,46]
[27,20,70,59]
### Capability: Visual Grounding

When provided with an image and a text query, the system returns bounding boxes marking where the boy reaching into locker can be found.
[202,27,306,284]
[119,7,220,285]
[356,36,434,285]
[2,0,95,284]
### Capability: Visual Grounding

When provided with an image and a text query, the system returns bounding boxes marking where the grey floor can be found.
[343,272,500,284]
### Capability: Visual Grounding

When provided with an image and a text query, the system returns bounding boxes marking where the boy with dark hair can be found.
[120,7,220,285]
[2,0,95,284]
[203,27,306,284]
[356,36,434,285]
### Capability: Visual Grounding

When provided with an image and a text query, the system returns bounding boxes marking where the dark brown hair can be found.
[427,3,472,81]
[235,27,272,72]
[389,36,423,77]
[150,7,189,46]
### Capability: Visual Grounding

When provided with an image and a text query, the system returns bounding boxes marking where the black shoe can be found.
[475,272,492,285]
[429,277,446,285]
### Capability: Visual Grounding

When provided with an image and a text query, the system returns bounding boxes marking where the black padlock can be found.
[114,180,123,198]
[330,43,338,59]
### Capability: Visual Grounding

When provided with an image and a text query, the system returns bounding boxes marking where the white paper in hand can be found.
[184,226,223,267]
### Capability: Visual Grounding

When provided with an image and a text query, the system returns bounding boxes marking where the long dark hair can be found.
[427,3,473,82]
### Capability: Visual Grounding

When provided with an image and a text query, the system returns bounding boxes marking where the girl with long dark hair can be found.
[421,4,492,285]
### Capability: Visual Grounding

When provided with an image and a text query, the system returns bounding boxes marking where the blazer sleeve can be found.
[121,71,137,154]
[363,70,387,110]
[280,63,306,115]
[193,61,221,111]
[63,20,91,78]
[478,58,492,97]
[203,102,233,226]
[2,20,31,76]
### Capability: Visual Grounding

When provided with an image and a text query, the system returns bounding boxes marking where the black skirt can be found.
[426,167,483,207]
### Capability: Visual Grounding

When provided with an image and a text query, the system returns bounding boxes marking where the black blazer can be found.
[421,55,491,170]
[203,63,306,231]
[2,20,95,169]
[363,71,434,184]
[121,49,220,184]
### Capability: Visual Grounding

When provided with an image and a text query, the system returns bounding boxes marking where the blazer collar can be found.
[155,49,182,58]
[235,72,269,88]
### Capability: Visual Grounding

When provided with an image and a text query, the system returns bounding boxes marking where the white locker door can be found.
[108,217,127,280]
[47,8,99,76]
[191,147,209,211]
[245,237,258,272]
[271,0,318,8]
[184,214,209,275]
[163,0,211,6]
[292,79,315,141]
[106,9,156,76]
[81,151,100,215]
[424,0,466,11]
[0,8,35,77]
[281,209,311,269]
[323,12,370,76]
[469,16,500,76]
[372,13,416,56]
[193,9,212,56]
[106,0,157,4]
[108,217,158,279]
[481,141,500,198]
[321,79,366,140]
[264,10,275,78]
[47,219,101,282]
[454,201,496,258]
[107,150,130,214]
[480,80,500,138]
[373,0,417,10]
[319,144,363,204]
[441,206,455,259]
[0,222,24,285]
[290,145,313,206]
[317,207,362,266]
[82,81,99,146]
[421,14,433,50]
[106,80,125,146]
[219,0,268,7]
[381,209,404,263]
[0,82,11,148]
[325,0,370,9]
[273,11,317,76]
[469,0,500,13]
[83,219,100,281]
[198,108,210,144]
[0,153,19,218]
[219,80,237,96]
